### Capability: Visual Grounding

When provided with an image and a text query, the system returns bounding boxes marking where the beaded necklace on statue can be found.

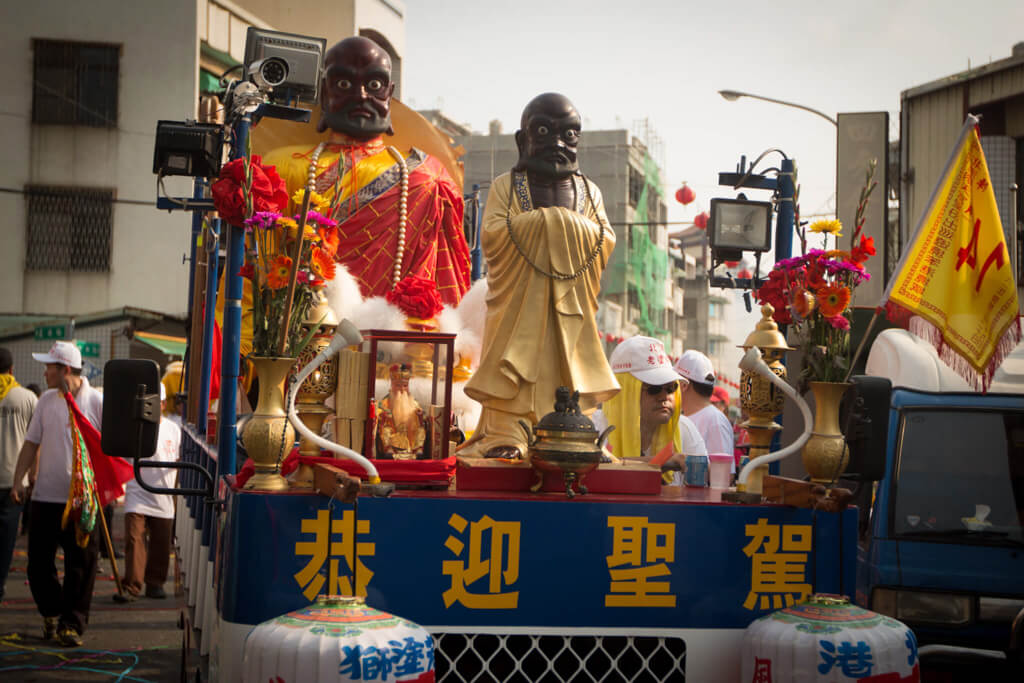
[308,139,409,288]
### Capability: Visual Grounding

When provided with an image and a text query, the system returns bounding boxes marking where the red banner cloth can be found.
[235,447,456,488]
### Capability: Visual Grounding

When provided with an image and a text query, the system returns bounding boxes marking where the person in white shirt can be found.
[674,350,735,474]
[10,341,103,647]
[116,383,180,601]
[592,336,707,485]
[0,347,37,602]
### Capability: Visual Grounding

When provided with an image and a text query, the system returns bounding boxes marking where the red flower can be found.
[851,235,876,264]
[238,262,254,280]
[211,155,288,227]
[805,258,826,290]
[827,314,850,331]
[386,275,444,320]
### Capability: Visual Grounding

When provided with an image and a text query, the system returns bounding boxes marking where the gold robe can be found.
[460,171,619,457]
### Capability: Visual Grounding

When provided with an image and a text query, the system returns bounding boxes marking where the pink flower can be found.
[827,315,850,331]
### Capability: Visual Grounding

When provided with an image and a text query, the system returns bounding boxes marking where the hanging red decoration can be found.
[737,268,753,279]
[694,211,709,230]
[675,184,696,206]
[724,260,740,268]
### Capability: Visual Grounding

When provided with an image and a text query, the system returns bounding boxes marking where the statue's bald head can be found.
[318,36,394,138]
[515,93,581,179]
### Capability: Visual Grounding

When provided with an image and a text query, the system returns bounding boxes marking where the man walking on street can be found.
[0,347,38,601]
[11,341,103,647]
[116,383,180,601]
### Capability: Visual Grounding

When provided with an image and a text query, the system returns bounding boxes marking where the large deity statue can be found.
[264,36,471,305]
[459,93,620,459]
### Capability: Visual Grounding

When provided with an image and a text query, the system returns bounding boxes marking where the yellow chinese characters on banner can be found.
[442,513,521,609]
[743,518,811,610]
[605,516,676,608]
[887,122,1020,387]
[294,509,375,600]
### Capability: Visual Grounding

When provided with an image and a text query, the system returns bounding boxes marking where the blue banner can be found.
[218,490,856,629]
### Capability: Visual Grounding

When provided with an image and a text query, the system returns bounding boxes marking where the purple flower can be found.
[243,211,281,231]
[303,210,338,228]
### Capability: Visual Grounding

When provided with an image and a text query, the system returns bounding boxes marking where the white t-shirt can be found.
[25,379,104,504]
[591,410,707,485]
[685,404,735,472]
[1,385,38,488]
[124,418,181,519]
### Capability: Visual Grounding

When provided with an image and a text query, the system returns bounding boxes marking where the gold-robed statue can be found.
[459,93,620,459]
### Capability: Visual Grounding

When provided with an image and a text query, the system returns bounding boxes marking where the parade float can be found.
[135,28,889,683]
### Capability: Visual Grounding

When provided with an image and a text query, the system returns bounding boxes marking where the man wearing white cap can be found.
[116,383,180,602]
[593,337,706,483]
[675,350,734,472]
[10,341,103,647]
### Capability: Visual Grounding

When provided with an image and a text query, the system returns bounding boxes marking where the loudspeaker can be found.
[840,375,892,481]
[101,359,160,459]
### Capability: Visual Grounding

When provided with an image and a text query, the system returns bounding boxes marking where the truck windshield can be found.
[893,408,1024,545]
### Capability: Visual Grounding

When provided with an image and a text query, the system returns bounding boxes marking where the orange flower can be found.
[318,227,340,257]
[267,255,293,289]
[310,246,336,281]
[817,284,851,317]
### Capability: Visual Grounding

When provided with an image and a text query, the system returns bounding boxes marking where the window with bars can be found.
[25,185,114,272]
[32,39,120,127]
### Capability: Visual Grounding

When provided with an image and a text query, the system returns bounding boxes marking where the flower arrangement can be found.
[755,162,878,386]
[212,156,341,358]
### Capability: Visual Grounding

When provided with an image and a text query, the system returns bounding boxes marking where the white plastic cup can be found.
[708,453,733,488]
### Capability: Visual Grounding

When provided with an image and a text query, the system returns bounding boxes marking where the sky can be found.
[401,0,1024,382]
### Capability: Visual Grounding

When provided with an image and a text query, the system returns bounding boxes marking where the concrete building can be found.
[454,127,687,351]
[900,40,1024,310]
[0,0,406,381]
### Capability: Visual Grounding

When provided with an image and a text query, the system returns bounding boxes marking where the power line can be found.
[0,187,155,206]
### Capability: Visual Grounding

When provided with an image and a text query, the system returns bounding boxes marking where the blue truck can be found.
[853,328,1024,676]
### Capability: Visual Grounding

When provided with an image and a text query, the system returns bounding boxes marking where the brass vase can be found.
[802,381,851,483]
[242,356,296,491]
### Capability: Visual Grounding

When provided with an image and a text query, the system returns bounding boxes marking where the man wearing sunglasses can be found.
[592,337,706,483]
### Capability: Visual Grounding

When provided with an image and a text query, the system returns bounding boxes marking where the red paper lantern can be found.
[675,184,696,205]
[694,211,709,230]
[724,260,740,268]
[737,268,753,279]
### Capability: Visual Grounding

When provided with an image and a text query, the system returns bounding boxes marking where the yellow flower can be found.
[275,216,298,231]
[291,188,330,213]
[809,219,843,237]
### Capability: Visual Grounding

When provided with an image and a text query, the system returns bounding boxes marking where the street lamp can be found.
[718,89,837,128]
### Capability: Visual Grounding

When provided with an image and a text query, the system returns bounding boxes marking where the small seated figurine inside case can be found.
[375,363,428,459]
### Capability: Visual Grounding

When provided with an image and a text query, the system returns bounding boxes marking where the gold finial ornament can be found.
[737,303,793,495]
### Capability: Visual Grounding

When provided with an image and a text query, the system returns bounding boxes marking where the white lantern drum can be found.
[741,594,919,682]
[243,595,436,682]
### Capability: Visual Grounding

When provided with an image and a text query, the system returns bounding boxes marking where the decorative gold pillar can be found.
[737,304,794,495]
[291,287,339,488]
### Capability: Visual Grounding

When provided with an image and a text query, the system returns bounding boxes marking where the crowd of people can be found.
[0,342,180,648]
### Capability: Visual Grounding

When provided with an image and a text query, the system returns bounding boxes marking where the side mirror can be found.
[101,359,161,459]
[840,375,892,481]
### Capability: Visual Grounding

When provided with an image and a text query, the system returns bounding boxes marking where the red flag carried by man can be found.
[64,390,134,507]
[883,114,1021,391]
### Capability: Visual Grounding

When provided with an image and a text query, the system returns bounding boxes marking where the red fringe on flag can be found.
[885,301,1022,392]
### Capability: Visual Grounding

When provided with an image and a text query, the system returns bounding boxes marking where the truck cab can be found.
[856,328,1024,671]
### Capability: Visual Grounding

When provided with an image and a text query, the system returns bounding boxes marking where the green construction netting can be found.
[627,152,669,338]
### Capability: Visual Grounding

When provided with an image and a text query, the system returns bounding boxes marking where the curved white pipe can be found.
[286,320,381,483]
[736,347,815,488]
